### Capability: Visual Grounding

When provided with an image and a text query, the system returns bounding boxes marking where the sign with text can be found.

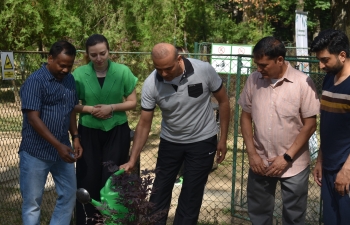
[295,11,309,73]
[211,44,252,74]
[1,52,15,80]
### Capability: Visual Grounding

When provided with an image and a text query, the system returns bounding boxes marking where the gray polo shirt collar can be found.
[156,57,194,82]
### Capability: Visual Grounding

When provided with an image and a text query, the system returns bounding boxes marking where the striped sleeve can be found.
[321,91,350,113]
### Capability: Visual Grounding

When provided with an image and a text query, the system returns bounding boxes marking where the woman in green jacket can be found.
[73,34,138,225]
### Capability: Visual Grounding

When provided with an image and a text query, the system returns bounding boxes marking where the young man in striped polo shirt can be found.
[311,29,350,225]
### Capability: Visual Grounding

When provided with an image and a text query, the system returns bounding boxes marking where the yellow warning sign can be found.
[1,52,15,80]
[4,71,14,79]
[4,55,14,69]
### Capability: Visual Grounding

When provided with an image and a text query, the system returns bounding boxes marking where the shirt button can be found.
[268,127,271,130]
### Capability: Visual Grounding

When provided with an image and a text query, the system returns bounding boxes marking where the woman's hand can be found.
[91,104,113,119]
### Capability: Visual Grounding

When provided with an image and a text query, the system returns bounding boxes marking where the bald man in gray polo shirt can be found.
[120,43,230,225]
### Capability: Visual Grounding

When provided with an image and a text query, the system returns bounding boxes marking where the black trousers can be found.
[75,123,131,225]
[150,135,217,225]
[321,169,350,225]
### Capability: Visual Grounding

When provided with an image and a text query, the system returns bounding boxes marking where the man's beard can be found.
[325,60,343,75]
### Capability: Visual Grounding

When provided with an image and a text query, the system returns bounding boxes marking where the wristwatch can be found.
[283,153,293,162]
[71,134,81,140]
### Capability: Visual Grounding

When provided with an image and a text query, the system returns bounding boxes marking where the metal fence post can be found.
[232,56,242,217]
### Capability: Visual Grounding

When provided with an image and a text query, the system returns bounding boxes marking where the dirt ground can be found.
[0,133,247,225]
[138,140,322,225]
[0,101,322,224]
[0,133,323,225]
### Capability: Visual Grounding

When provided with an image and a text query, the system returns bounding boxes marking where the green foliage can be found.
[305,0,332,31]
[0,0,335,52]
[0,0,43,50]
[227,0,332,42]
[231,21,274,44]
[314,0,330,10]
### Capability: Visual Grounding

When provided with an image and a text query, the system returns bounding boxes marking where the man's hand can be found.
[119,161,136,173]
[73,139,83,159]
[312,161,322,186]
[56,143,76,163]
[91,105,113,119]
[335,165,350,196]
[265,156,289,177]
[216,140,227,163]
[248,153,266,176]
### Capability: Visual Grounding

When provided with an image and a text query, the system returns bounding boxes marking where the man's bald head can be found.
[151,43,184,81]
[151,43,178,60]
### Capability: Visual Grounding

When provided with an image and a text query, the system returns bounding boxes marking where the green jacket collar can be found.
[84,60,118,103]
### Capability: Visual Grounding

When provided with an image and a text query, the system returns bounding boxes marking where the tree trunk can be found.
[331,0,350,38]
[296,0,304,10]
[242,0,249,22]
[313,9,321,39]
[11,80,20,104]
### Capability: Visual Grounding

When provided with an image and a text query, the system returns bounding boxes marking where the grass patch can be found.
[0,89,16,103]
[0,186,22,224]
[0,185,58,225]
[221,208,231,215]
[0,117,22,132]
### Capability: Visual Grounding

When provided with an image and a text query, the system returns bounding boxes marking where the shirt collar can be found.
[280,62,294,83]
[40,63,55,81]
[156,57,195,82]
[87,59,111,74]
[258,61,294,83]
[41,63,71,82]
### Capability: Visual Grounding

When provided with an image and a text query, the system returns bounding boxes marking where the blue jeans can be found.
[19,151,76,225]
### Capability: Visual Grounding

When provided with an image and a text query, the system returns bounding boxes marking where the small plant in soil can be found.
[94,161,168,225]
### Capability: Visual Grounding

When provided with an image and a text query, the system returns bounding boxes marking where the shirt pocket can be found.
[277,97,300,117]
[188,83,203,98]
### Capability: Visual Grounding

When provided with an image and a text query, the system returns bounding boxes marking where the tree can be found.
[0,0,43,50]
[331,0,350,38]
[0,0,337,52]
[304,0,331,39]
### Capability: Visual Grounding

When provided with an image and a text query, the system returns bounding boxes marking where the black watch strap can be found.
[283,153,293,162]
[72,134,81,140]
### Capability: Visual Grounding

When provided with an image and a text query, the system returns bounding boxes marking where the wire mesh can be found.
[0,51,324,225]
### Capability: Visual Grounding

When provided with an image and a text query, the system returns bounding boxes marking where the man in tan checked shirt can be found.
[238,36,320,225]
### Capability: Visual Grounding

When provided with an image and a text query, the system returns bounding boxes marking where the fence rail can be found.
[0,52,324,225]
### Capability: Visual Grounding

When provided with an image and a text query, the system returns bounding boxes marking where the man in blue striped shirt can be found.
[19,41,83,225]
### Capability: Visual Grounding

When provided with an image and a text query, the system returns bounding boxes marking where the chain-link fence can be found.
[0,51,324,225]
